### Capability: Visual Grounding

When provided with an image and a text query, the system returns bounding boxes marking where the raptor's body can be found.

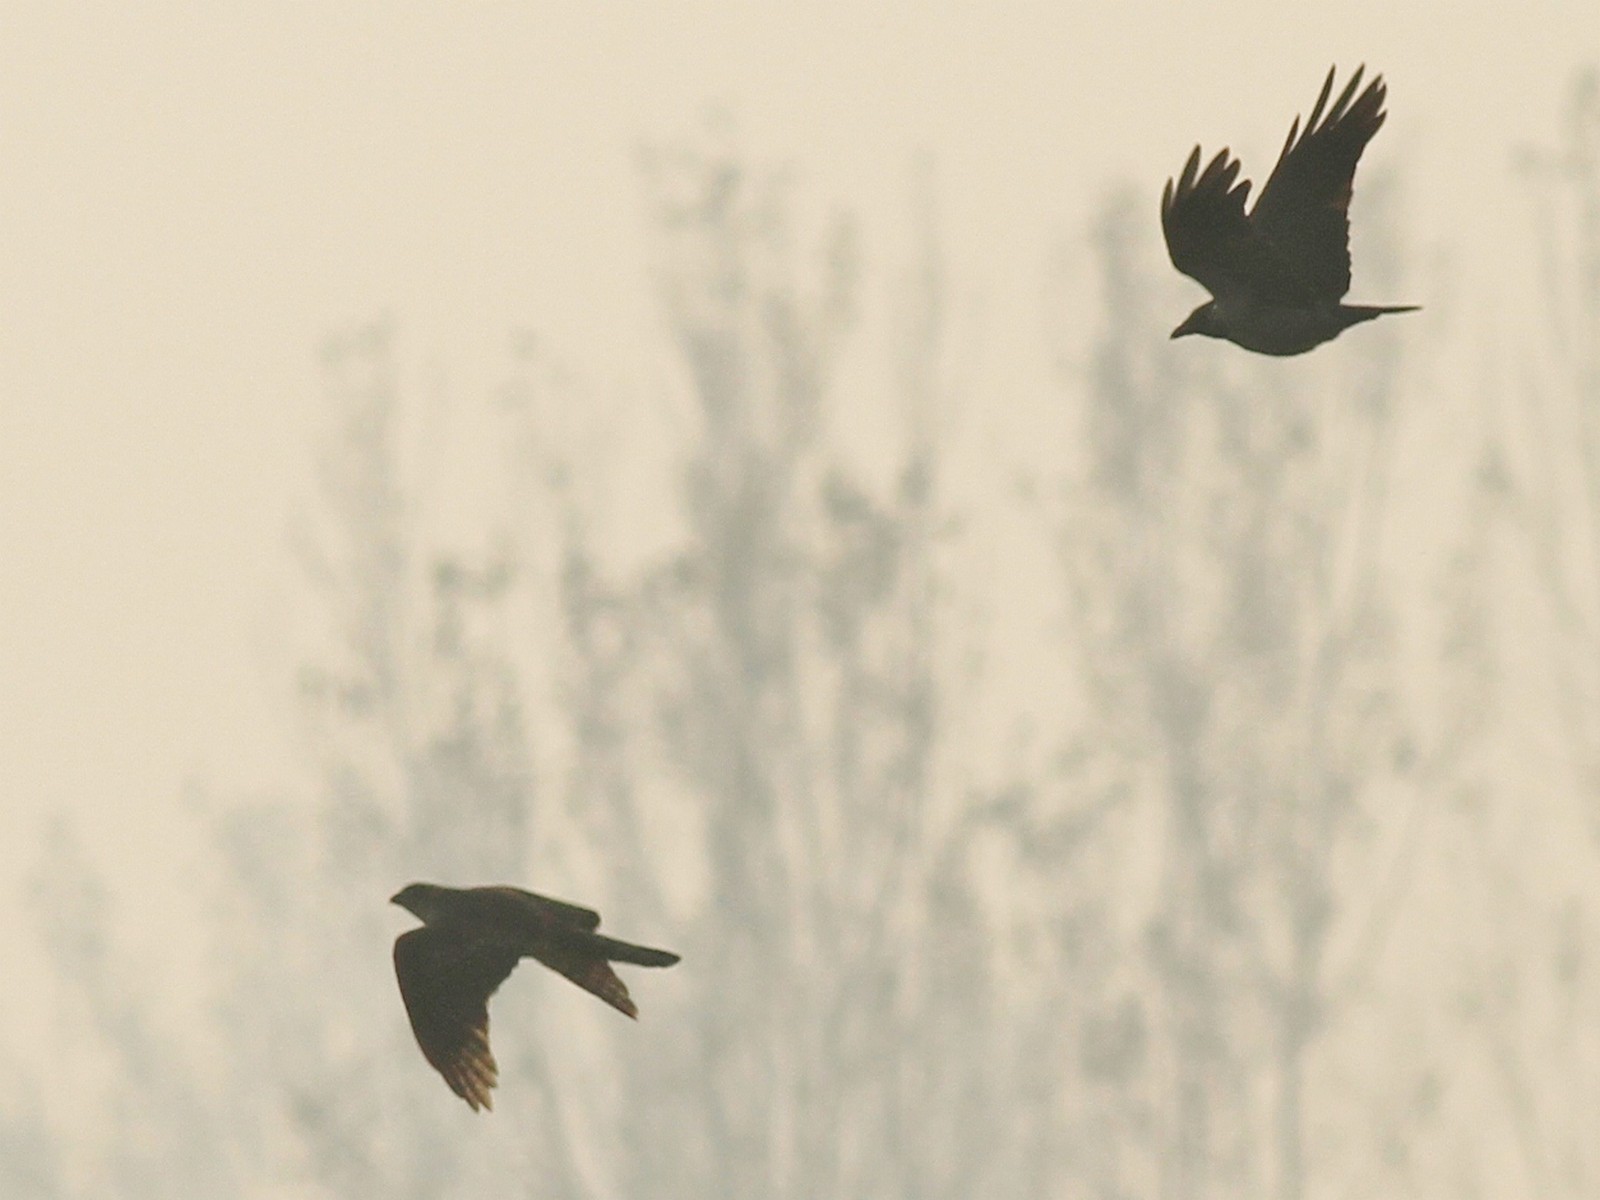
[390,882,679,1111]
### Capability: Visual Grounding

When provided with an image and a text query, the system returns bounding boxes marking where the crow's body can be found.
[1179,294,1408,358]
[1162,66,1418,355]
[390,882,679,1111]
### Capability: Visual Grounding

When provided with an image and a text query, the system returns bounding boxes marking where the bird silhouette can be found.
[391,882,679,1111]
[1162,66,1419,354]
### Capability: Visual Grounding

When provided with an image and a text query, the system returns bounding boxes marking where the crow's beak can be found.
[1170,306,1209,340]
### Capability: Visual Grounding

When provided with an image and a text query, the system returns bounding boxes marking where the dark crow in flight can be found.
[1161,66,1418,355]
[391,882,679,1111]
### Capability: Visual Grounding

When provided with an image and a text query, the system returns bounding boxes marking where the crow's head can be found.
[391,882,452,924]
[1171,301,1221,341]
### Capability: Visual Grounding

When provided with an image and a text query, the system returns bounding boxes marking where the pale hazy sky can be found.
[2,3,1597,1064]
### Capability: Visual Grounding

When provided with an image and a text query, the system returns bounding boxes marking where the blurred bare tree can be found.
[1508,69,1600,824]
[558,139,1025,1200]
[1049,186,1432,1200]
[26,821,229,1197]
[17,118,1495,1200]
[203,325,585,1198]
[1458,67,1600,1200]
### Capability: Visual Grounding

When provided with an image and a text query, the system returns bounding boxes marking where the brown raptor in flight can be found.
[391,882,679,1111]
[1162,66,1419,354]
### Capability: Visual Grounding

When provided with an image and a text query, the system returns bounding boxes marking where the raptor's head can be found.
[391,882,452,924]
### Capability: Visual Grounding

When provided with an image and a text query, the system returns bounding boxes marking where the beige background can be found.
[2,1,1597,1186]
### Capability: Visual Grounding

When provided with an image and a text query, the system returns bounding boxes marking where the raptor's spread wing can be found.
[1249,66,1388,302]
[393,927,519,1111]
[480,885,602,931]
[1162,146,1308,305]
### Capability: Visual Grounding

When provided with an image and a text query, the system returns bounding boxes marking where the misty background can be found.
[3,5,1599,1197]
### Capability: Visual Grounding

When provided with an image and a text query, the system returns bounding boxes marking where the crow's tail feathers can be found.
[1341,303,1421,326]
[591,934,681,968]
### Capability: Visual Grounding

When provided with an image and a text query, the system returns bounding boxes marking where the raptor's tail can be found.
[544,942,677,1019]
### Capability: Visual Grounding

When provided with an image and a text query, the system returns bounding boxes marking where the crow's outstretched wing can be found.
[393,927,519,1112]
[1249,66,1388,302]
[1162,146,1309,305]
